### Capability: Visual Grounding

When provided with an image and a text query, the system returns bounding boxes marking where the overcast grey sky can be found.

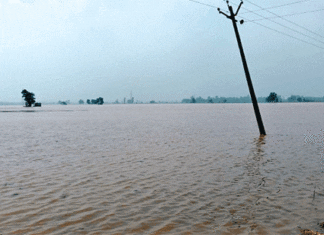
[1,0,324,103]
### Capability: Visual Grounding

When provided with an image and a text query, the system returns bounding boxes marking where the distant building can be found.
[127,91,134,104]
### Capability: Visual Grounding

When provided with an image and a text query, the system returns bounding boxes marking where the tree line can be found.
[78,97,104,105]
[182,93,324,103]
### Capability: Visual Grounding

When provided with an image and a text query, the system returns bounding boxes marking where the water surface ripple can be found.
[0,103,323,234]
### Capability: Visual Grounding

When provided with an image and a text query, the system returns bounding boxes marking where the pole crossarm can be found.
[217,8,231,19]
[235,1,243,16]
[218,1,243,20]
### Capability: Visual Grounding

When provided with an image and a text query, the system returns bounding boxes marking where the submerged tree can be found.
[21,89,36,107]
[266,92,279,103]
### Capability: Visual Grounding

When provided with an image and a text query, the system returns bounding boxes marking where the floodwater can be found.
[0,103,324,235]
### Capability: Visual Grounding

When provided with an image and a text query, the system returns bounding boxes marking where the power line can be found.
[188,0,324,49]
[240,0,312,14]
[240,15,324,50]
[230,1,324,45]
[188,0,218,9]
[246,8,324,22]
[244,0,324,40]
[188,0,229,13]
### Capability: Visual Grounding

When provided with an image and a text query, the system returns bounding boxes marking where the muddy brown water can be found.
[0,103,324,234]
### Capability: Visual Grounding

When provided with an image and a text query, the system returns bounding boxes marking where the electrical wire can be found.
[246,8,324,22]
[240,16,324,50]
[228,1,324,45]
[244,0,324,40]
[188,0,219,9]
[240,0,312,14]
[187,0,324,49]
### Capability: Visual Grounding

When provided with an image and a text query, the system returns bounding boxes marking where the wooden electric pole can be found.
[218,0,266,136]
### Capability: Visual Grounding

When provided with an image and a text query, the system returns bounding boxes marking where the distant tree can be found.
[97,97,104,105]
[181,98,191,103]
[195,96,204,103]
[303,97,314,102]
[150,100,156,104]
[287,95,297,102]
[223,99,227,103]
[297,97,306,102]
[208,98,214,103]
[21,89,36,107]
[58,101,67,105]
[266,92,279,103]
[89,97,104,105]
[190,96,196,103]
[79,99,84,104]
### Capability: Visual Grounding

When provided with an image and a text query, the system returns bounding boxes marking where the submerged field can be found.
[0,103,324,234]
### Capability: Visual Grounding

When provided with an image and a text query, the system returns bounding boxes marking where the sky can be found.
[1,0,324,103]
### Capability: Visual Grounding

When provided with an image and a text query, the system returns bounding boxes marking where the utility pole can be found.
[218,0,266,136]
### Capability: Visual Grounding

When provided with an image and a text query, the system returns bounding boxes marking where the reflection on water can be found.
[0,103,324,234]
